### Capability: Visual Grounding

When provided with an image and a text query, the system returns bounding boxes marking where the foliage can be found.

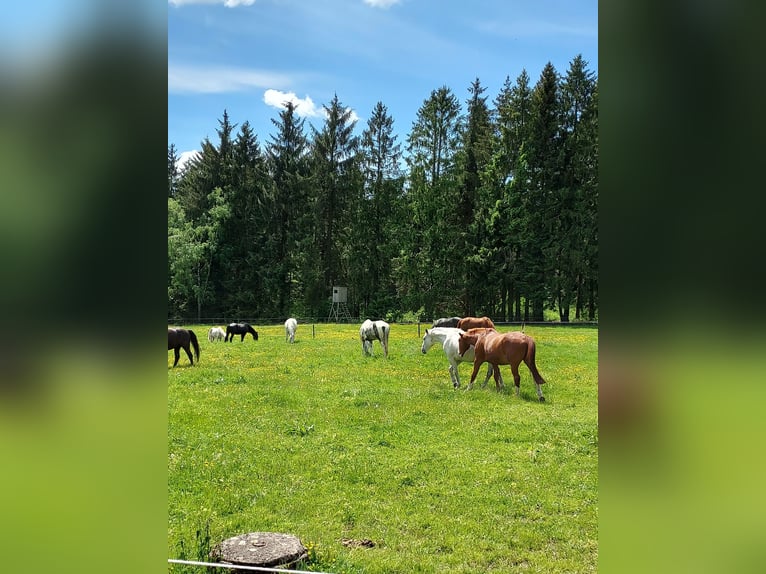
[169,56,598,322]
[168,323,598,573]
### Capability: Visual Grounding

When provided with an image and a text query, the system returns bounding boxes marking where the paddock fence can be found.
[168,317,597,339]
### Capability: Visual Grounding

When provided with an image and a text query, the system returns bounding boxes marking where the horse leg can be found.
[173,348,180,367]
[466,361,483,390]
[491,365,505,391]
[511,362,521,397]
[183,343,194,366]
[449,360,460,389]
[480,363,494,388]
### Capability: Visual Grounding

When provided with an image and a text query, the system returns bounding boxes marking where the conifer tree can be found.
[354,101,404,316]
[168,143,180,198]
[310,94,360,312]
[401,86,463,317]
[266,101,311,316]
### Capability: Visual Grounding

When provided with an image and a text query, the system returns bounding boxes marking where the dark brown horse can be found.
[432,316,462,328]
[168,328,200,367]
[457,316,495,330]
[225,322,259,342]
[458,328,546,401]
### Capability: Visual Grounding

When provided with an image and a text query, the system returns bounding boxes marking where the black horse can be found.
[226,322,259,342]
[168,328,200,367]
[432,316,462,328]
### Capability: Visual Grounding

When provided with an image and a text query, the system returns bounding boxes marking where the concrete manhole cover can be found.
[214,532,308,569]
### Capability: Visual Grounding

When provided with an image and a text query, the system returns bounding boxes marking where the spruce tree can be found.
[310,94,360,312]
[266,101,311,316]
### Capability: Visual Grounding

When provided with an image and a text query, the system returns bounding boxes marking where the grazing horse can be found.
[421,327,494,389]
[360,319,390,358]
[458,329,547,401]
[432,317,462,328]
[225,322,259,342]
[457,316,495,330]
[168,328,200,367]
[208,327,225,342]
[284,318,298,343]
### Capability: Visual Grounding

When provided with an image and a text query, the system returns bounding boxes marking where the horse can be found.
[432,317,461,328]
[458,329,547,401]
[208,326,225,342]
[284,318,298,343]
[421,327,494,389]
[225,322,259,342]
[457,316,496,330]
[168,328,200,367]
[360,319,390,358]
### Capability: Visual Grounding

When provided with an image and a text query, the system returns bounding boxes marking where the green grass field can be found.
[168,323,598,573]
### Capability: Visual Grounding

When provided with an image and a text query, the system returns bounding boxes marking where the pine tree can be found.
[266,101,311,316]
[556,55,598,321]
[310,94,360,312]
[525,62,562,321]
[168,143,180,198]
[216,120,271,317]
[354,101,404,316]
[459,78,495,315]
[401,86,463,317]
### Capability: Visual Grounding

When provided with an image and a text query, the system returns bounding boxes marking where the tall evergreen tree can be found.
[400,86,463,317]
[168,143,180,198]
[554,55,598,321]
[216,120,271,317]
[266,101,311,316]
[459,78,495,315]
[524,61,562,321]
[310,94,360,312]
[354,101,404,316]
[492,70,535,319]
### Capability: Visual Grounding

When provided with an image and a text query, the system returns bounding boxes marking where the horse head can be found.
[421,329,431,354]
[457,332,473,357]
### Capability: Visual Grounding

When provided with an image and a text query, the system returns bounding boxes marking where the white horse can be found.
[208,326,226,342]
[421,327,493,389]
[284,318,298,343]
[360,319,390,358]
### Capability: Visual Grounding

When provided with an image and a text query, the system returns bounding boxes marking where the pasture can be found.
[168,323,598,573]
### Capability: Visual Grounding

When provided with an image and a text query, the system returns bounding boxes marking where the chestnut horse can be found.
[168,328,200,367]
[458,329,546,401]
[457,316,495,330]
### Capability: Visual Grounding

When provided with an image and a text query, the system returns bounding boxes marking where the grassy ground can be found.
[168,323,597,573]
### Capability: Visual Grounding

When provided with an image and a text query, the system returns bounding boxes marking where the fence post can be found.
[312,324,315,339]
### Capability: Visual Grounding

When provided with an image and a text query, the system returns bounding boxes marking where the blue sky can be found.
[168,0,598,166]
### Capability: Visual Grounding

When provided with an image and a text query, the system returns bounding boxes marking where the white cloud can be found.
[169,65,291,94]
[362,0,401,8]
[263,89,323,117]
[263,89,361,124]
[169,0,256,7]
[177,150,200,172]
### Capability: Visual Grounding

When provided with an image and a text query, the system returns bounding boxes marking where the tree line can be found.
[168,55,597,323]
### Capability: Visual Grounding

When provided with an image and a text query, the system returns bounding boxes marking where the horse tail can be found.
[524,336,545,385]
[189,330,200,362]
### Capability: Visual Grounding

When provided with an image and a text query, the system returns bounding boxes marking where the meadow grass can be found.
[168,323,597,573]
